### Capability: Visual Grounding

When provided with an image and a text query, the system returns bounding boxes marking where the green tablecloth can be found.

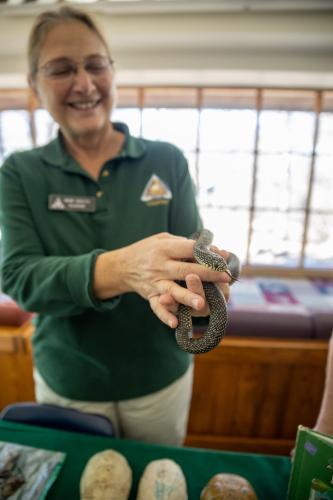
[0,421,291,499]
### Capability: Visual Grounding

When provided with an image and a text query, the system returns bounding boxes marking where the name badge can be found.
[48,194,96,213]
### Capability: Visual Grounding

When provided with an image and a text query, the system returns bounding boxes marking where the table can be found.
[0,421,291,499]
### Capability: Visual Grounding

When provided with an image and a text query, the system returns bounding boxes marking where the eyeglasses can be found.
[37,55,114,81]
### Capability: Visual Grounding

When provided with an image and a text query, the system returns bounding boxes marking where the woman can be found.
[0,7,231,445]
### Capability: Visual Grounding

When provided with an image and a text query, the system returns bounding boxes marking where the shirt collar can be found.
[40,121,146,170]
[113,122,146,160]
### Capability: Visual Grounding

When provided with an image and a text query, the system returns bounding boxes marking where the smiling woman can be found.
[0,6,233,446]
[28,12,119,173]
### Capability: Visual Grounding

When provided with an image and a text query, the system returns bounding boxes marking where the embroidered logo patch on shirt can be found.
[140,174,172,206]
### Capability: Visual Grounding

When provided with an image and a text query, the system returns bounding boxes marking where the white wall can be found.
[0,2,332,88]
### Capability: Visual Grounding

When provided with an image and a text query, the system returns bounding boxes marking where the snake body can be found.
[175,229,240,355]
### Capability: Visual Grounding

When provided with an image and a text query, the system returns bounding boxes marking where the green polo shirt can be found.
[0,123,201,401]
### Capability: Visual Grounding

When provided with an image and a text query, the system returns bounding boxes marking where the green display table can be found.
[0,421,291,499]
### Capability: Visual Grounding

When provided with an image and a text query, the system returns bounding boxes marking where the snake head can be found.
[205,253,240,282]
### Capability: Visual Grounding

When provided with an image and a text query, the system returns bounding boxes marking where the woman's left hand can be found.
[151,248,231,328]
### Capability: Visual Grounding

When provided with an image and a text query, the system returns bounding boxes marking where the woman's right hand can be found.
[93,232,231,327]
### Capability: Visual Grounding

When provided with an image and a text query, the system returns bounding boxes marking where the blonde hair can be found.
[27,6,110,81]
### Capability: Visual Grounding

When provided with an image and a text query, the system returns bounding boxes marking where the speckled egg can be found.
[200,473,258,500]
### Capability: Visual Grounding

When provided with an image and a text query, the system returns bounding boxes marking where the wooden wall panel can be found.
[186,337,328,455]
[0,322,35,410]
[254,365,291,438]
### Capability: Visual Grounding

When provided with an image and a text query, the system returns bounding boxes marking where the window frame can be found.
[0,86,332,278]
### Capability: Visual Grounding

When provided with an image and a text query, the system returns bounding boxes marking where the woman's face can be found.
[33,20,114,141]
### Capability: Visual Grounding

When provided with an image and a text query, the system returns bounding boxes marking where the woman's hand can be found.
[93,233,231,327]
[155,247,231,328]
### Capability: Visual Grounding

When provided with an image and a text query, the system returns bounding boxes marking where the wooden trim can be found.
[241,264,333,279]
[300,91,322,267]
[0,336,19,354]
[245,88,262,265]
[194,87,202,191]
[0,89,29,110]
[195,337,328,365]
[0,321,34,354]
[185,435,295,456]
[138,87,144,137]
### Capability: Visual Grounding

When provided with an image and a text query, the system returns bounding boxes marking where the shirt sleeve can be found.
[0,158,120,317]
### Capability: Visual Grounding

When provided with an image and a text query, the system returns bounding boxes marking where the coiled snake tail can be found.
[175,229,240,355]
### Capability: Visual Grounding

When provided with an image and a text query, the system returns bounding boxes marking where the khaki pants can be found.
[33,363,193,446]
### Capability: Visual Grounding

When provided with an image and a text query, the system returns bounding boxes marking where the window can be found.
[250,90,316,268]
[306,91,333,269]
[0,86,332,273]
[0,90,33,161]
[34,109,58,146]
[0,110,32,160]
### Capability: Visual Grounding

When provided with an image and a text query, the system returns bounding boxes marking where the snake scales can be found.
[175,229,240,355]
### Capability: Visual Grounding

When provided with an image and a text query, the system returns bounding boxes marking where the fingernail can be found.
[192,298,201,309]
[169,319,175,328]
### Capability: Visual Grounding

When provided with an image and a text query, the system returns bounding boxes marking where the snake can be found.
[175,229,240,355]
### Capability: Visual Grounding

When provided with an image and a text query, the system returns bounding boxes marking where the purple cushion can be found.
[310,312,333,339]
[225,277,333,339]
[226,306,313,339]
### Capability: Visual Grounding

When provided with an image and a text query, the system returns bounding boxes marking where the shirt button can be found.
[102,170,109,177]
[96,190,103,198]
